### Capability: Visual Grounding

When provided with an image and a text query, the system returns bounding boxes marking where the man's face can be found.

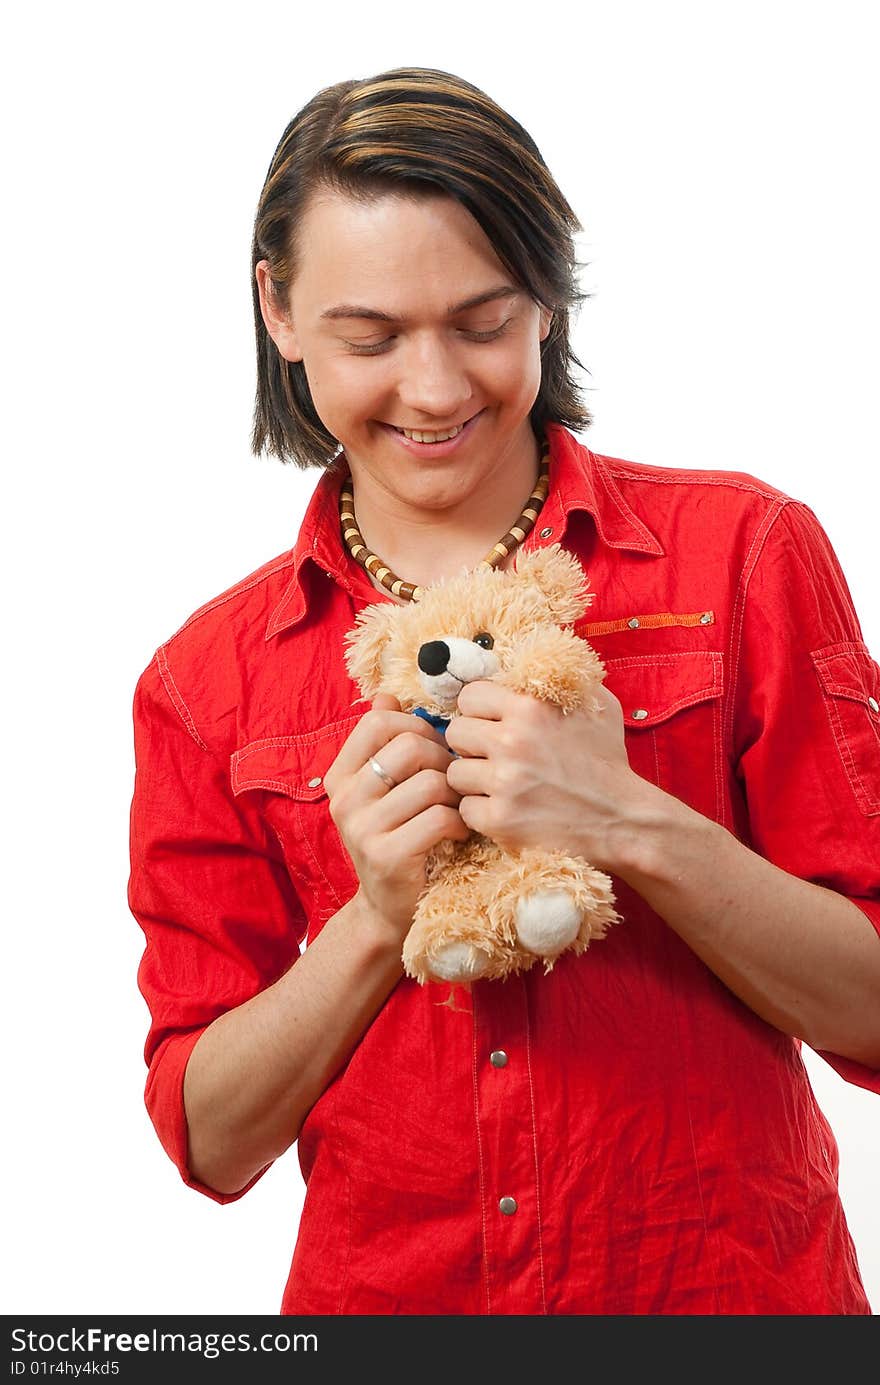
[257,188,552,515]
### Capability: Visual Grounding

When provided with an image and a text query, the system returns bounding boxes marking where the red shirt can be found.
[128,423,880,1315]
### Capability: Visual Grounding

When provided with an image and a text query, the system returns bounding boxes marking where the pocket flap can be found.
[231,714,363,801]
[810,641,880,708]
[604,650,724,728]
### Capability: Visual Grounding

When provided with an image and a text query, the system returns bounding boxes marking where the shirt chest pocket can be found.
[810,641,880,817]
[604,650,725,822]
[231,715,363,928]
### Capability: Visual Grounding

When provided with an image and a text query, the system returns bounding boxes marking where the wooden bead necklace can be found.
[338,439,551,602]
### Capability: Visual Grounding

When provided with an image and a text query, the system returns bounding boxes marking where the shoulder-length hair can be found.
[251,66,592,468]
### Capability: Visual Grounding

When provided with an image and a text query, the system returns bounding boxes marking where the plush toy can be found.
[343,543,622,985]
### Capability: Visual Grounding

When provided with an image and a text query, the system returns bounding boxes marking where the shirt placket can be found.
[472,973,547,1315]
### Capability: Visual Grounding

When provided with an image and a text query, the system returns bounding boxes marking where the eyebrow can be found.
[319,285,521,323]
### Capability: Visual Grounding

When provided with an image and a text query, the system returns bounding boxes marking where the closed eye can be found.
[344,320,513,356]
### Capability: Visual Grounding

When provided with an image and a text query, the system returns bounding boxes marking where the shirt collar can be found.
[265,422,664,640]
[540,422,665,558]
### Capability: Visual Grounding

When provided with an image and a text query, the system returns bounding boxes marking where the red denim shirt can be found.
[128,422,880,1315]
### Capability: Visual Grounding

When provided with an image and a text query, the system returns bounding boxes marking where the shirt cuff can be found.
[145,1029,273,1204]
[812,895,880,1095]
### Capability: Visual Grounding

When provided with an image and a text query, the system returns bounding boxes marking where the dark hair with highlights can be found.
[251,66,592,469]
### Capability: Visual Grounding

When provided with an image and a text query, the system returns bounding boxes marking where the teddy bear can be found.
[342,543,622,986]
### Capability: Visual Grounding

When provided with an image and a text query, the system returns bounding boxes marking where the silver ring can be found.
[368,755,397,790]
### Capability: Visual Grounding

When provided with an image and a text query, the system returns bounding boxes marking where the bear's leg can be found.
[488,850,621,971]
[402,857,520,985]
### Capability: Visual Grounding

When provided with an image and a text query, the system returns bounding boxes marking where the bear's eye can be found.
[473,632,494,650]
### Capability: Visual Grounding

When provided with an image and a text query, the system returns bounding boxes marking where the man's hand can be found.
[444,679,654,871]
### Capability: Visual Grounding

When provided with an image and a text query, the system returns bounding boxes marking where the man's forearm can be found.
[182,891,405,1196]
[608,777,880,1067]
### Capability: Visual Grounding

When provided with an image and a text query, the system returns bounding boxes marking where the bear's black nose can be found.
[418,640,451,676]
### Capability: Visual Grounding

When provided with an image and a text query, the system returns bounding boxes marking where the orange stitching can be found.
[577,610,715,636]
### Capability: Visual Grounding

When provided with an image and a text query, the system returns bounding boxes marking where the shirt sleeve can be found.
[731,497,880,1094]
[128,650,309,1202]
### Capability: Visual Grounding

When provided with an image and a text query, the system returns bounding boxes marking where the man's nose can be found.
[395,333,473,418]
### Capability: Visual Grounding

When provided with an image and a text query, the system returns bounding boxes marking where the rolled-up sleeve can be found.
[731,498,880,1094]
[128,650,308,1201]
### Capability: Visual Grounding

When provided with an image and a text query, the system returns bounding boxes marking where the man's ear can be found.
[255,260,303,363]
[538,304,554,343]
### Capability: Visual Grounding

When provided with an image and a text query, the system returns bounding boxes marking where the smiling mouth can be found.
[396,424,464,443]
[384,409,483,443]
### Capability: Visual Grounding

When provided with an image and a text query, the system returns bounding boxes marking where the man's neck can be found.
[347,429,543,592]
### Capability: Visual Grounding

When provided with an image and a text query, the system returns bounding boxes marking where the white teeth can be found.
[397,423,465,443]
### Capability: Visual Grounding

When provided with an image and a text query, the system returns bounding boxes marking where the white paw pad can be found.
[429,942,491,983]
[515,890,582,956]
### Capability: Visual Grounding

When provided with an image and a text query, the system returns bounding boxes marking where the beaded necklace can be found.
[338,440,551,602]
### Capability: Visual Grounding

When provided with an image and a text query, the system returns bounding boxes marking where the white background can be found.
[3,0,878,1316]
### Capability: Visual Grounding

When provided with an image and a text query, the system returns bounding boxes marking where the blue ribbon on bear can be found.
[411,706,460,758]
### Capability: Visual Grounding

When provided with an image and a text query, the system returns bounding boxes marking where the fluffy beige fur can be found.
[343,544,622,985]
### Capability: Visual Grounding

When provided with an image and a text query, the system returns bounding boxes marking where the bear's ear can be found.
[511,543,595,625]
[342,602,402,700]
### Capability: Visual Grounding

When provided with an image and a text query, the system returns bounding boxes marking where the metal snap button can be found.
[307,776,323,788]
[700,612,712,624]
[539,526,553,538]
[499,1196,518,1215]
[869,697,879,714]
[490,1050,508,1068]
[628,617,640,629]
[631,709,649,721]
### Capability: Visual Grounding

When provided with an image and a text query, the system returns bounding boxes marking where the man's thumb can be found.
[371,692,401,711]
